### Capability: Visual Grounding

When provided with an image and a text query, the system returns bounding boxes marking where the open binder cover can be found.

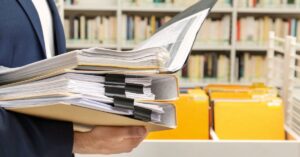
[0,0,217,85]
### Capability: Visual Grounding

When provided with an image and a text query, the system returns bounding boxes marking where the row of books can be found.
[236,53,267,82]
[178,54,231,82]
[196,15,231,46]
[238,0,300,8]
[64,15,117,44]
[123,14,231,46]
[122,14,171,44]
[237,16,300,45]
[177,52,274,83]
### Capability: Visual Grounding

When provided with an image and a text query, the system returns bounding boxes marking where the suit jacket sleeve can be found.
[0,108,74,157]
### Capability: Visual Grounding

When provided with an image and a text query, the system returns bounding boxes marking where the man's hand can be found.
[73,126,147,154]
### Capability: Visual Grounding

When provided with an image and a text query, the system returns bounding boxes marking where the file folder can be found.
[206,83,278,100]
[213,99,285,140]
[147,89,209,139]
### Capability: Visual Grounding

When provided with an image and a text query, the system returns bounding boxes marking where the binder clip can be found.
[113,96,135,110]
[125,83,144,94]
[105,86,126,97]
[105,74,126,85]
[133,106,152,122]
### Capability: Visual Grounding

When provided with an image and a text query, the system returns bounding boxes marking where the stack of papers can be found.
[0,0,216,132]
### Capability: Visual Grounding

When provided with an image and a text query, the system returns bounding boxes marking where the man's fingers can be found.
[122,137,144,149]
[73,126,148,154]
[109,126,147,140]
[111,138,144,154]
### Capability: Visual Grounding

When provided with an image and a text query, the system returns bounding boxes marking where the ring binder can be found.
[113,96,135,110]
[133,106,152,122]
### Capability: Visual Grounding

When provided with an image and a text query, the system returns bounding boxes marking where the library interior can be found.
[2,0,300,156]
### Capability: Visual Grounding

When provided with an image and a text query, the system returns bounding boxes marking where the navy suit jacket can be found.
[0,0,73,156]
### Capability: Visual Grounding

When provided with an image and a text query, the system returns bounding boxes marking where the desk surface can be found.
[76,140,300,157]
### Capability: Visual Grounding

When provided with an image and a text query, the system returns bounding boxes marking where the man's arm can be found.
[0,107,147,156]
[0,108,73,157]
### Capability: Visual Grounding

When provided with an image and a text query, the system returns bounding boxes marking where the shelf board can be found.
[211,7,233,13]
[179,81,206,88]
[64,5,118,12]
[121,42,232,51]
[237,8,300,14]
[235,42,268,51]
[121,6,233,13]
[193,44,232,51]
[121,6,183,13]
[66,42,117,49]
[179,80,253,88]
[179,80,233,88]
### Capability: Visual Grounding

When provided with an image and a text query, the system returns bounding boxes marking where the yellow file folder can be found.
[213,98,285,140]
[206,83,278,100]
[147,89,209,140]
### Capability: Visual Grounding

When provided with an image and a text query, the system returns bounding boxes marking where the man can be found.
[0,0,147,156]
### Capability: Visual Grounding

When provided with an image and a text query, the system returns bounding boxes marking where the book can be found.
[0,0,217,132]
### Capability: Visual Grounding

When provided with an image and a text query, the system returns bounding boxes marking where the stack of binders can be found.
[0,0,217,132]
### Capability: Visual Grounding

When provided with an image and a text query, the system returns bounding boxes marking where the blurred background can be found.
[54,0,300,156]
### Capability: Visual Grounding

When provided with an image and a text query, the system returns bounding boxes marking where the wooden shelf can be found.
[237,8,300,14]
[236,44,267,51]
[64,5,117,12]
[66,41,117,49]
[193,44,232,51]
[120,42,232,51]
[121,7,233,13]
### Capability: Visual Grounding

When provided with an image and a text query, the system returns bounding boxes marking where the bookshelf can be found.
[57,0,300,85]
